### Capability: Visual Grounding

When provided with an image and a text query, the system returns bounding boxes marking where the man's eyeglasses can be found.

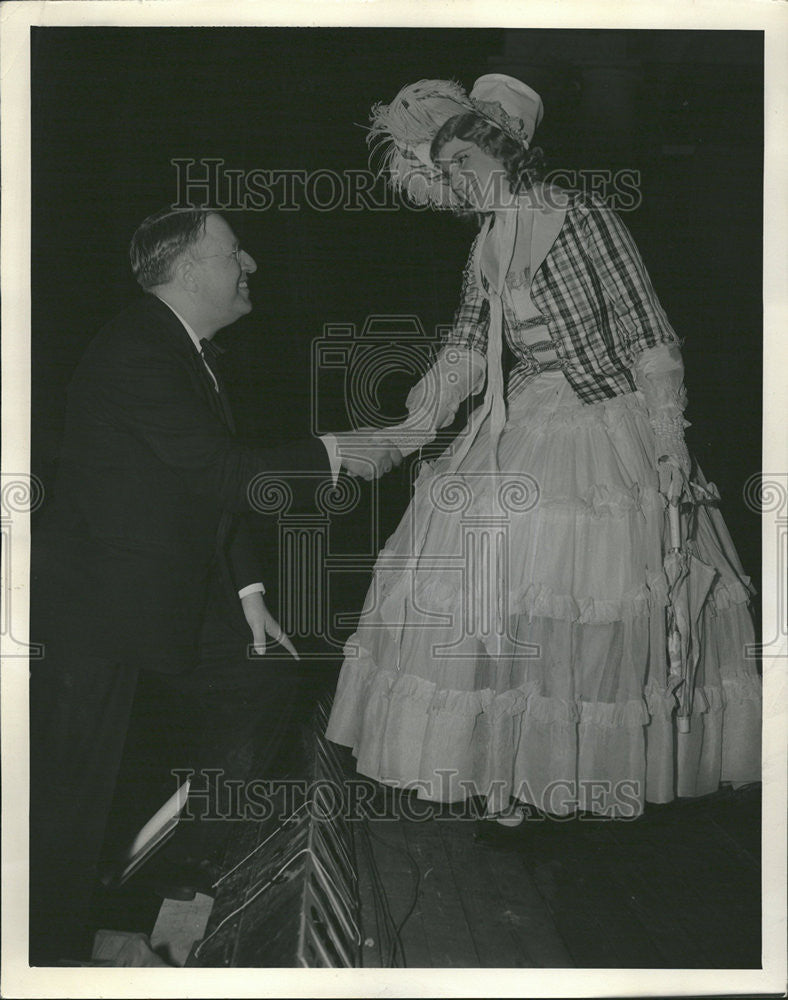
[194,247,247,264]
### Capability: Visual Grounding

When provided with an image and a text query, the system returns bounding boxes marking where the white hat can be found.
[367,74,544,210]
[470,74,544,146]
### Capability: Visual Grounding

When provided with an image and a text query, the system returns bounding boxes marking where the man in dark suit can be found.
[29,207,400,963]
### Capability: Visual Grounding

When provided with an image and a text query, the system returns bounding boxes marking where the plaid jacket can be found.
[444,190,680,404]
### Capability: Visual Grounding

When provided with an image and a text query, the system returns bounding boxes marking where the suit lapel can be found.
[189,346,231,429]
[212,372,236,434]
[199,363,231,427]
[142,294,235,433]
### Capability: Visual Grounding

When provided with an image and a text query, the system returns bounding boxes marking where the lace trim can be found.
[705,575,754,612]
[509,316,546,331]
[376,562,670,626]
[505,265,531,290]
[643,674,762,719]
[524,339,557,352]
[339,644,653,728]
[721,673,763,706]
[651,412,688,437]
[375,551,751,633]
[537,481,664,516]
[333,647,761,773]
[505,384,650,431]
[339,644,761,728]
[509,577,669,624]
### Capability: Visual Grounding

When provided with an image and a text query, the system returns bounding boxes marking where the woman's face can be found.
[434,137,514,212]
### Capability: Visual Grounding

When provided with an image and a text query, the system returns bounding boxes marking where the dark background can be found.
[31,27,764,650]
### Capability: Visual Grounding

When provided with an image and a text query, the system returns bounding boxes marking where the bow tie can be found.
[199,338,226,363]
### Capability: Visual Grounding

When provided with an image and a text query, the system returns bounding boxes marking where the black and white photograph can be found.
[1,1,786,996]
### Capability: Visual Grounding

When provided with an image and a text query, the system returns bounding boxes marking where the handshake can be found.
[332,428,405,481]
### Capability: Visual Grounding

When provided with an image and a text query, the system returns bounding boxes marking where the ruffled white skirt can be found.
[326,373,761,815]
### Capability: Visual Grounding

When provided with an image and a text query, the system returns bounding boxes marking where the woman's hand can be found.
[240,590,299,660]
[653,421,692,504]
[657,450,691,504]
[633,343,692,505]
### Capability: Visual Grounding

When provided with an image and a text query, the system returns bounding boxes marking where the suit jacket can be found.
[33,293,329,673]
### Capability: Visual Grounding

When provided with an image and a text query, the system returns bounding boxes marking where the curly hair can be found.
[129,208,212,289]
[429,112,545,215]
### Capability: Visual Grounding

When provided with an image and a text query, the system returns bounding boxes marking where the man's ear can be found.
[174,255,199,293]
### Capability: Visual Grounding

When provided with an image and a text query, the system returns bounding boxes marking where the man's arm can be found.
[90,338,340,511]
[228,516,265,594]
[92,337,400,504]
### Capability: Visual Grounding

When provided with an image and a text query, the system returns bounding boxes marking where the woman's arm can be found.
[633,343,691,500]
[579,197,680,356]
[402,233,489,439]
[581,198,690,498]
[405,345,486,432]
[443,229,492,355]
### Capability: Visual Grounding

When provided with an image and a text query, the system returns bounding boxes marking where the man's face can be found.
[190,214,258,329]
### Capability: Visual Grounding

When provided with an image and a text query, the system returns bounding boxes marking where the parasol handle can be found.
[668,500,681,550]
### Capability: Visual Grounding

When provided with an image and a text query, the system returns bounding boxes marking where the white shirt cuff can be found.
[238,582,265,599]
[319,433,341,486]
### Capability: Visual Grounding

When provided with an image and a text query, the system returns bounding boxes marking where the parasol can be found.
[663,480,719,733]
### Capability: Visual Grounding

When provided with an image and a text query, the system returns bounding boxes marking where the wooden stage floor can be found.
[351,775,762,969]
[93,776,761,970]
[92,684,762,970]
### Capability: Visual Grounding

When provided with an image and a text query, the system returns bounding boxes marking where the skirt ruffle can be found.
[326,373,762,816]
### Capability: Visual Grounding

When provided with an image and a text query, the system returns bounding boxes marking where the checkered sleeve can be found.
[442,232,490,354]
[579,197,680,356]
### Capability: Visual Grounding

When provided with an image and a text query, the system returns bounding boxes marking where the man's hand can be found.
[240,591,299,660]
[333,430,403,481]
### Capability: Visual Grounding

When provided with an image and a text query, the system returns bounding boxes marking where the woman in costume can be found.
[326,75,761,822]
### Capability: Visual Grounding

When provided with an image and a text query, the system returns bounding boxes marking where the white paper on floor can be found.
[150,891,215,967]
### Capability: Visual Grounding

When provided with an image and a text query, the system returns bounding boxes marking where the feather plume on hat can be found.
[367,76,544,210]
[367,79,472,209]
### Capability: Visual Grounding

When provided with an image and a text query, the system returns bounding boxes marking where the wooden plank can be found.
[530,855,624,968]
[708,786,761,864]
[544,826,668,968]
[707,814,761,870]
[400,816,480,967]
[354,824,386,968]
[602,816,729,968]
[634,828,760,967]
[366,816,432,968]
[434,818,534,968]
[620,802,760,967]
[471,829,575,968]
[484,818,673,968]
